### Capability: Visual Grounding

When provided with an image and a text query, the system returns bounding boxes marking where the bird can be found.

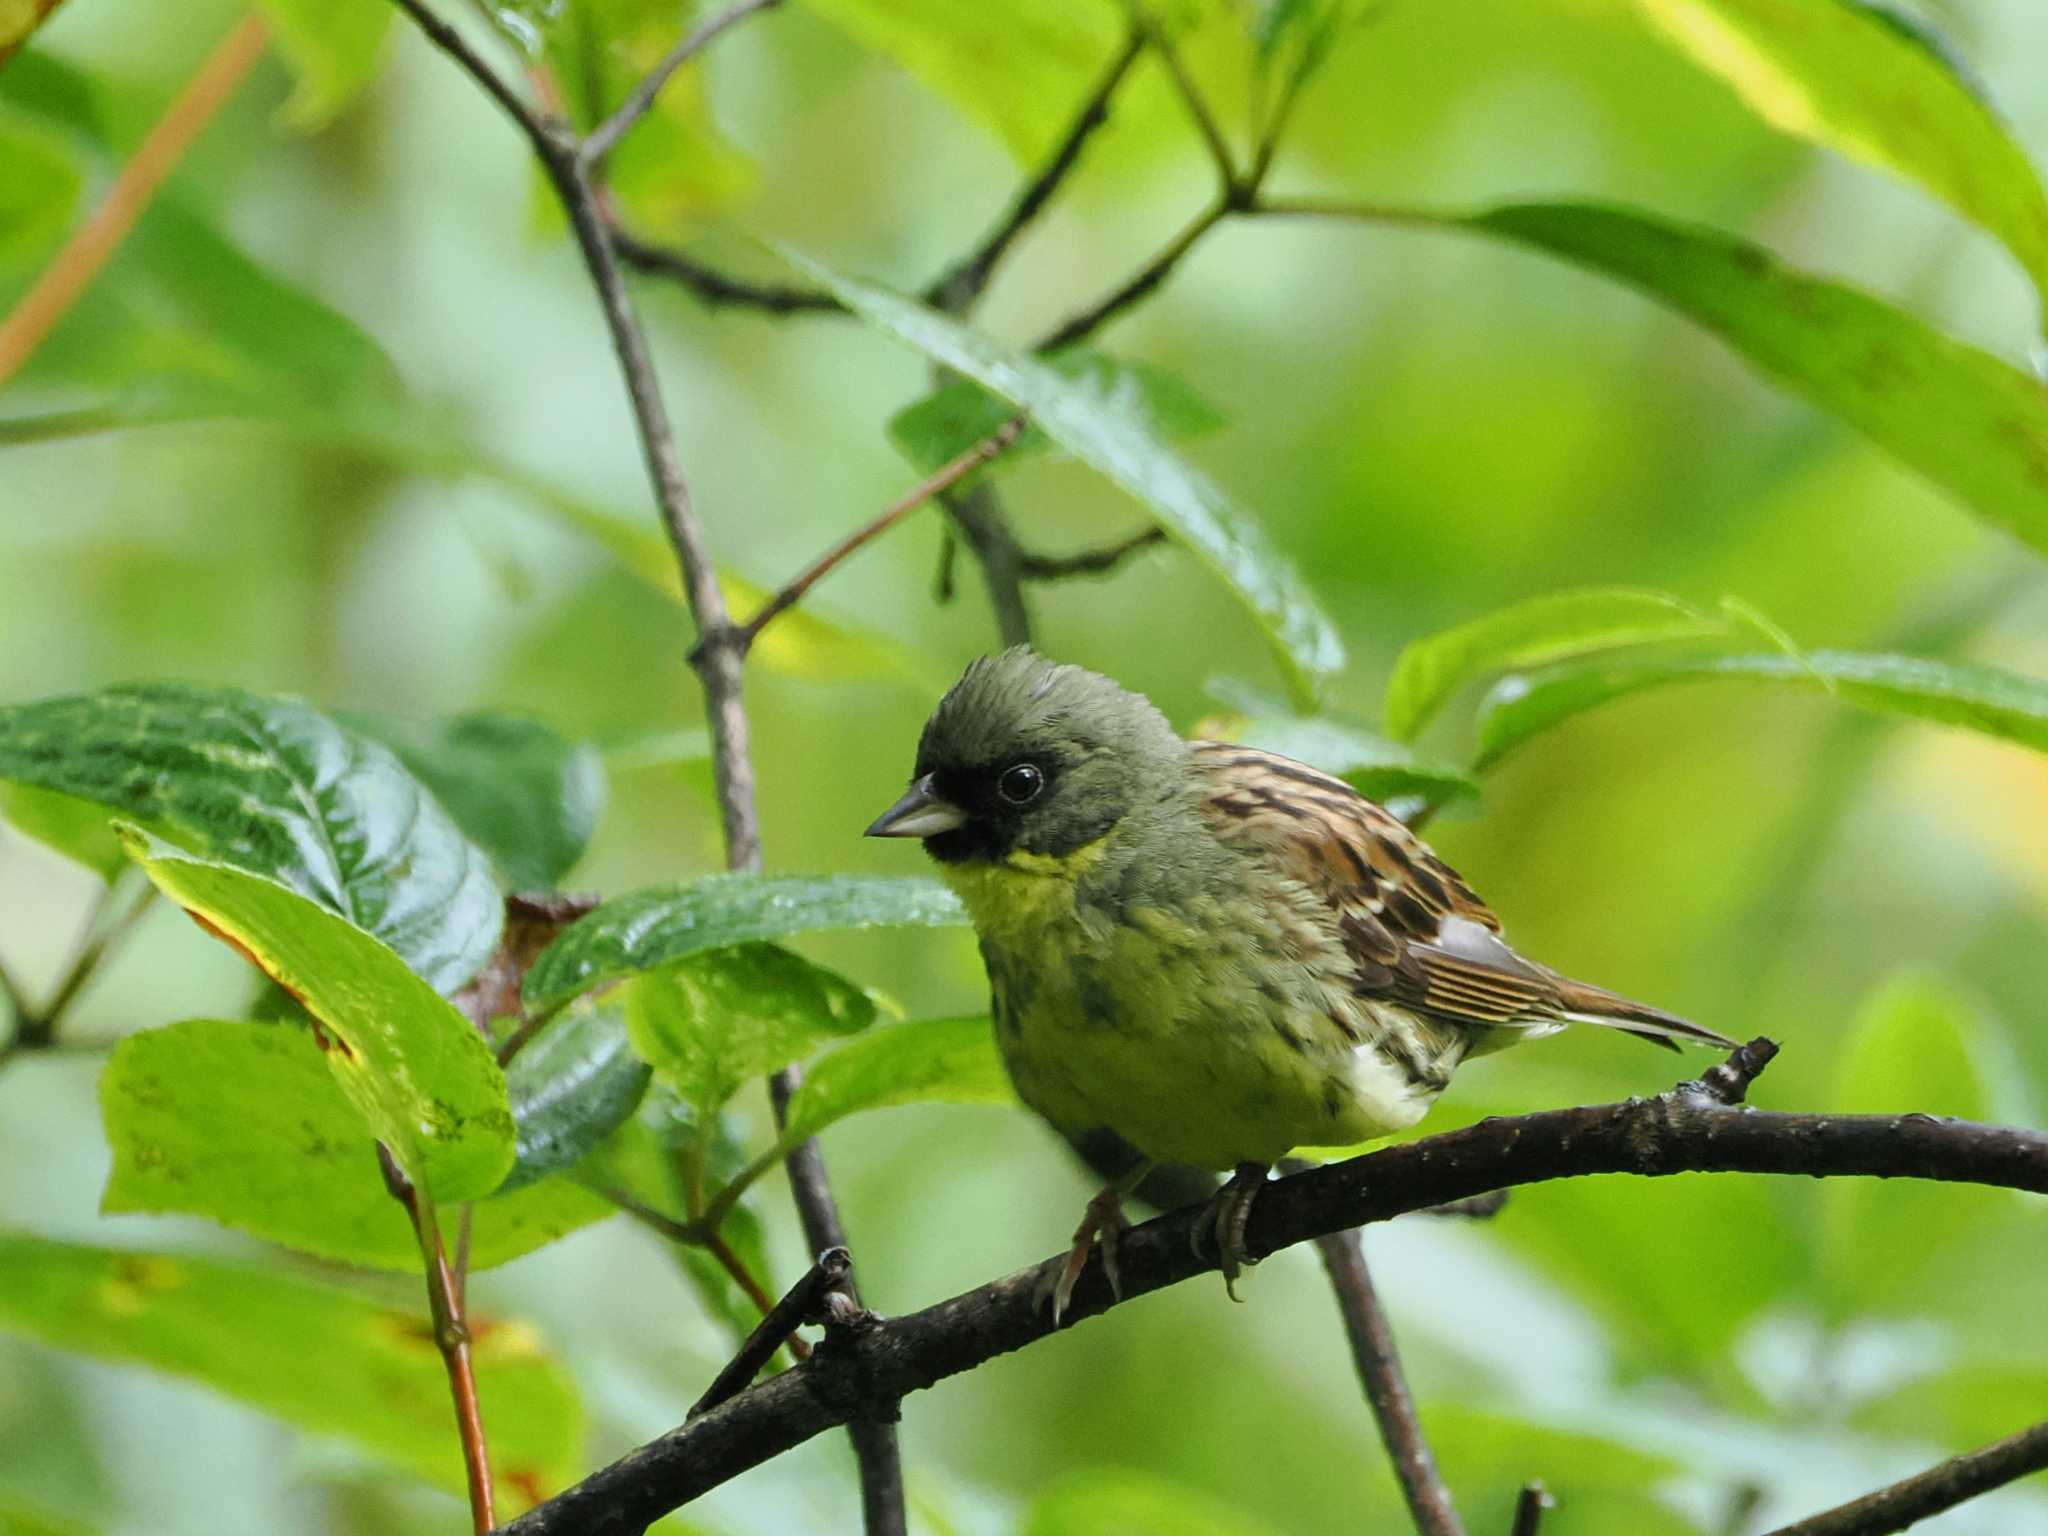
[866,648,1735,1321]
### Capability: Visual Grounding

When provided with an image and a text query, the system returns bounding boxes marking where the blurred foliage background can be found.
[4,0,2048,1532]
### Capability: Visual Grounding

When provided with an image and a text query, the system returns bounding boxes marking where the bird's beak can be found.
[865,775,968,839]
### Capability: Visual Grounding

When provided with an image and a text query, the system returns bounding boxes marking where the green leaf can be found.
[502,999,652,1192]
[101,1018,609,1268]
[1022,1467,1284,1536]
[0,1495,95,1536]
[252,0,394,130]
[888,348,1225,485]
[1201,676,1481,808]
[0,1232,579,1514]
[1474,648,2048,768]
[0,683,503,994]
[624,943,875,1115]
[0,0,65,70]
[120,833,515,1203]
[1630,0,2048,308]
[1460,202,2048,564]
[0,110,80,277]
[780,1014,1010,1144]
[0,783,126,880]
[524,873,967,1015]
[798,0,1120,163]
[1820,973,2007,1316]
[343,711,607,891]
[1383,587,1725,743]
[779,249,1345,707]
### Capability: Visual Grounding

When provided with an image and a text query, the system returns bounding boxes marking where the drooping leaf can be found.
[0,783,126,880]
[624,943,875,1115]
[0,683,503,994]
[779,1014,1010,1145]
[1458,202,2048,563]
[1382,587,1726,743]
[101,1018,609,1268]
[1200,676,1480,808]
[502,999,652,1192]
[0,1233,579,1514]
[779,249,1345,707]
[524,873,967,1015]
[1474,648,2048,768]
[343,711,607,891]
[888,348,1224,485]
[119,833,514,1203]
[252,0,394,130]
[1630,0,2048,309]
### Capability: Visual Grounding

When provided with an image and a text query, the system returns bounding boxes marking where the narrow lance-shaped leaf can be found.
[1382,587,1725,743]
[120,831,515,1202]
[0,1233,580,1514]
[102,1018,611,1268]
[1459,202,2048,564]
[524,873,967,1014]
[1475,649,2048,769]
[1631,0,2048,312]
[780,248,1346,707]
[0,683,502,994]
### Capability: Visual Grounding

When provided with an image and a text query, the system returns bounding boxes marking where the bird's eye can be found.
[997,762,1044,805]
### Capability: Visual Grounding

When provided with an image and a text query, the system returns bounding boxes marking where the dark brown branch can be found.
[1759,1419,2048,1536]
[1035,199,1230,352]
[922,31,1144,314]
[1131,1,1239,193]
[940,485,1035,646]
[1316,1230,1465,1536]
[1509,1482,1554,1536]
[731,416,1027,654]
[582,0,781,170]
[380,1145,494,1533]
[611,228,845,315]
[495,1042,2048,1535]
[691,1247,852,1418]
[1018,525,1164,581]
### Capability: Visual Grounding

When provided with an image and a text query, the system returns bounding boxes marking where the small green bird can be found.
[867,649,1734,1319]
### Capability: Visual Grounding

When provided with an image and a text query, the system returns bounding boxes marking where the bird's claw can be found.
[1039,1184,1131,1326]
[1190,1161,1269,1302]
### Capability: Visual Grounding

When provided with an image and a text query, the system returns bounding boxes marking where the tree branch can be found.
[581,0,781,171]
[610,228,845,315]
[495,1042,2048,1535]
[1017,525,1164,581]
[388,0,558,157]
[1759,1418,2048,1536]
[1130,1,1239,193]
[690,1247,853,1418]
[1035,199,1230,352]
[939,484,1036,646]
[1509,1482,1555,1536]
[1316,1228,1466,1536]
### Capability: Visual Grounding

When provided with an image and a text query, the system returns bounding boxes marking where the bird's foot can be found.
[1191,1161,1271,1301]
[1037,1184,1131,1327]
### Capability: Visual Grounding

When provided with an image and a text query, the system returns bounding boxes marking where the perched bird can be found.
[867,649,1734,1319]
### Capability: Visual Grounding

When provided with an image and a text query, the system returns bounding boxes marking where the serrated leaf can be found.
[120,833,515,1203]
[1475,648,2048,768]
[780,1014,1010,1144]
[524,873,966,1014]
[0,683,503,994]
[0,1232,579,1513]
[102,1018,609,1267]
[343,711,607,890]
[1383,587,1725,743]
[252,0,394,130]
[0,783,126,880]
[779,249,1345,707]
[624,943,875,1115]
[1201,676,1480,807]
[1459,202,2048,563]
[502,999,651,1192]
[888,348,1225,485]
[1631,0,2048,309]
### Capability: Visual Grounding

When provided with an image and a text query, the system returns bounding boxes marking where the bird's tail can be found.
[1552,978,1738,1053]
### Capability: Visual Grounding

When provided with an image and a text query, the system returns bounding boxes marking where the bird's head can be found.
[866,648,1185,866]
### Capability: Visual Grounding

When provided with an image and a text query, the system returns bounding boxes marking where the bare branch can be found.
[1035,199,1230,352]
[1316,1229,1466,1536]
[610,229,844,315]
[496,1042,2048,1535]
[691,1247,853,1418]
[1018,525,1164,581]
[582,0,781,171]
[732,416,1027,653]
[940,484,1036,645]
[1759,1419,2048,1536]
[389,0,559,158]
[923,31,1145,315]
[1130,1,1239,193]
[1510,1482,1555,1536]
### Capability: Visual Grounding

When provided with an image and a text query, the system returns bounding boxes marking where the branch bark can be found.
[495,1044,2048,1535]
[1759,1418,2048,1536]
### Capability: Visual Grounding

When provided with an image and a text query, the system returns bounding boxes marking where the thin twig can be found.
[731,416,1027,654]
[597,1185,812,1362]
[1759,1419,2048,1536]
[379,1145,494,1533]
[1316,1228,1466,1536]
[25,874,155,1044]
[1130,1,1239,193]
[940,485,1035,645]
[388,0,559,155]
[581,0,781,171]
[1018,525,1164,580]
[1035,198,1230,352]
[922,31,1145,314]
[0,12,269,389]
[1510,1481,1555,1536]
[690,1248,852,1418]
[610,228,844,315]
